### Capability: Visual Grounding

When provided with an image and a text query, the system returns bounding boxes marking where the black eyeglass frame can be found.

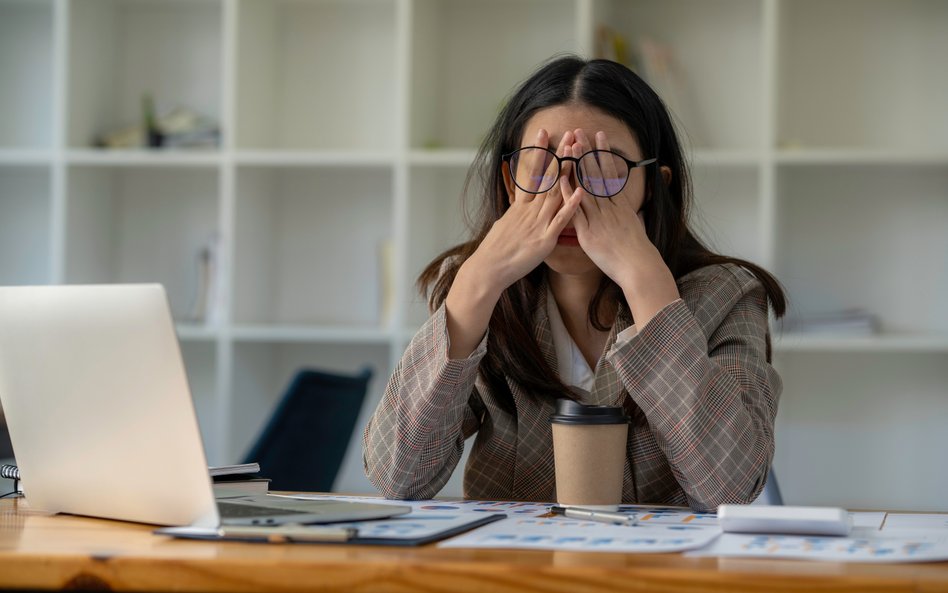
[501,146,658,198]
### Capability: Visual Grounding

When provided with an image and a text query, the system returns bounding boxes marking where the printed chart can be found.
[689,533,948,563]
[439,517,720,553]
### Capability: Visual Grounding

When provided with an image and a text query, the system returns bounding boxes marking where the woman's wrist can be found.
[618,261,680,329]
[443,260,505,359]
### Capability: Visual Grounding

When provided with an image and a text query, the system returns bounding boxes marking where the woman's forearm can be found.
[443,258,505,359]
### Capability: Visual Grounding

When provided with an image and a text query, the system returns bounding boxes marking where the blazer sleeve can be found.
[606,265,781,512]
[362,303,487,499]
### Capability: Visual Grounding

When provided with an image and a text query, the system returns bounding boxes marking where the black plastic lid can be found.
[549,399,629,425]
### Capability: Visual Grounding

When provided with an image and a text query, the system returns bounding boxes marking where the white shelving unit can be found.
[0,0,945,509]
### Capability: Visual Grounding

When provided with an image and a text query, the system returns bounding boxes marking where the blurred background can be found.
[0,0,945,509]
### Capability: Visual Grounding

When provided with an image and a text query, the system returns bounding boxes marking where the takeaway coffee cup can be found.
[550,399,629,510]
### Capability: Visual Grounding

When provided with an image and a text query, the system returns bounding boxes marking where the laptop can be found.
[0,284,409,527]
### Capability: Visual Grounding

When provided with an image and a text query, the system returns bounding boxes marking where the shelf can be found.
[235,0,397,151]
[774,333,948,353]
[0,150,53,166]
[0,0,54,149]
[0,0,944,506]
[408,149,478,167]
[776,149,948,167]
[68,0,223,149]
[235,151,394,168]
[690,150,762,167]
[66,149,222,167]
[175,323,220,342]
[231,325,393,344]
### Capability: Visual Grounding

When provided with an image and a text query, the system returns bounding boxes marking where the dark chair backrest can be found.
[242,367,371,492]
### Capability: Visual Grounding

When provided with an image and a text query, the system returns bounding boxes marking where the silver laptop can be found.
[0,284,408,527]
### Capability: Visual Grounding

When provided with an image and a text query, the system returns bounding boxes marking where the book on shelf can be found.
[210,462,269,496]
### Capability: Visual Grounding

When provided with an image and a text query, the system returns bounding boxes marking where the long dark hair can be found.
[418,56,786,409]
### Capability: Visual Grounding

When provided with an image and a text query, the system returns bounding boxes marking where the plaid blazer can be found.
[363,263,781,512]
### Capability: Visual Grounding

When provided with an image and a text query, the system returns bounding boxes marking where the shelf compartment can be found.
[0,0,54,149]
[774,332,948,353]
[231,324,393,345]
[777,0,948,152]
[688,164,762,266]
[67,0,223,149]
[235,0,396,151]
[777,149,948,167]
[774,165,948,335]
[229,341,391,492]
[0,165,52,285]
[410,0,577,150]
[592,0,763,152]
[66,149,222,167]
[233,165,394,327]
[235,151,394,168]
[64,165,220,322]
[179,340,221,464]
[405,165,474,327]
[773,351,948,511]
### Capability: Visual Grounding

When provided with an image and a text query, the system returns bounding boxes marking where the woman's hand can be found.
[465,128,583,293]
[443,128,582,359]
[562,129,680,327]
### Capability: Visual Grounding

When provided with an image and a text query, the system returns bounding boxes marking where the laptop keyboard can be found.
[217,501,311,518]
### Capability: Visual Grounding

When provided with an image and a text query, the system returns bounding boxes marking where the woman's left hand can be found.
[561,129,681,326]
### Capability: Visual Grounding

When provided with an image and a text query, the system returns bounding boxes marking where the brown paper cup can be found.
[550,400,629,510]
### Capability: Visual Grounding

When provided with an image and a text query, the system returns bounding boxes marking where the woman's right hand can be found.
[465,128,582,293]
[443,129,581,359]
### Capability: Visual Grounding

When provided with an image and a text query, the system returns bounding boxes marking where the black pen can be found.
[550,505,638,526]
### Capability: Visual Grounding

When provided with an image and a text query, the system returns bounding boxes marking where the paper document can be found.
[277,495,948,561]
[882,514,948,531]
[687,533,948,563]
[439,516,719,553]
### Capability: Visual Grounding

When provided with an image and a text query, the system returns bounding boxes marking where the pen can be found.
[550,505,638,526]
[218,524,358,543]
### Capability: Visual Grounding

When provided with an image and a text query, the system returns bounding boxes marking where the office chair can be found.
[758,467,784,505]
[242,367,372,492]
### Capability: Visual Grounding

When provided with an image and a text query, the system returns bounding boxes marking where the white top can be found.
[546,284,637,392]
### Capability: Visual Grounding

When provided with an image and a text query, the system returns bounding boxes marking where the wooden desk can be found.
[2,498,948,593]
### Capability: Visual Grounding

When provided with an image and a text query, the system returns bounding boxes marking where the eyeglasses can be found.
[502,146,657,198]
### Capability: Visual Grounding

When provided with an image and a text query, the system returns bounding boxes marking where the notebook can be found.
[0,284,409,527]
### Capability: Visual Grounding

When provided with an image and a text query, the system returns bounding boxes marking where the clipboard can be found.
[156,512,506,546]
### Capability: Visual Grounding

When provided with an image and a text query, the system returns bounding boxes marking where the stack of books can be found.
[210,463,270,498]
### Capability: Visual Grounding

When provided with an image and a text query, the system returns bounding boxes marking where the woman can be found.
[363,56,785,512]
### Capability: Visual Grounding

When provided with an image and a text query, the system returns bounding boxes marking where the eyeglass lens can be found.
[510,147,629,197]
